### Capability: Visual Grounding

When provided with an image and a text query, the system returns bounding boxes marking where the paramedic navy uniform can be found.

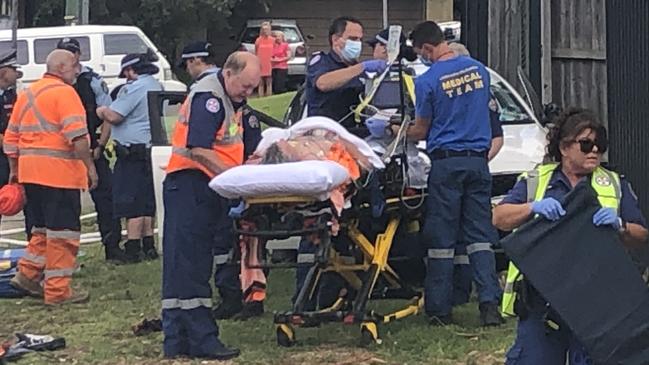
[416,55,502,319]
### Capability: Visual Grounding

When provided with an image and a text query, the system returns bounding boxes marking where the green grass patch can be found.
[1,244,514,364]
[248,92,296,123]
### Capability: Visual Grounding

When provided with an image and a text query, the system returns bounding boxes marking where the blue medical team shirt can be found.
[109,74,162,146]
[415,55,492,153]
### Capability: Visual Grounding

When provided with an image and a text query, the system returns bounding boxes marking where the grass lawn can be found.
[248,92,296,122]
[1,243,515,365]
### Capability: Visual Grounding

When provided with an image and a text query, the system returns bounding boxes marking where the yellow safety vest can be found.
[501,163,621,317]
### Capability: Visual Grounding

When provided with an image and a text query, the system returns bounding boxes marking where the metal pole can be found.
[383,0,388,28]
[81,0,89,24]
[11,0,17,50]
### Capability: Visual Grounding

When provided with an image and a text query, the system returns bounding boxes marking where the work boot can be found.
[428,314,454,326]
[479,302,505,327]
[45,289,90,307]
[104,241,128,264]
[212,289,243,320]
[200,343,240,361]
[233,301,264,321]
[141,236,159,261]
[124,239,143,263]
[10,272,43,298]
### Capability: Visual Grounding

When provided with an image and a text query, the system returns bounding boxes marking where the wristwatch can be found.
[618,217,628,233]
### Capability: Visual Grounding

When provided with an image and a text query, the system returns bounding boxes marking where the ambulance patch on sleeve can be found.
[205,98,220,113]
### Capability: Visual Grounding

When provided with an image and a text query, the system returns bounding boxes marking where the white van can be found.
[0,25,186,92]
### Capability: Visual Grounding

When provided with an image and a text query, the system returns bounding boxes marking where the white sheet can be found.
[209,160,350,200]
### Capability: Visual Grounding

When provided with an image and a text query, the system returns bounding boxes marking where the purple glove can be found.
[362,59,388,73]
[593,207,621,229]
[365,117,389,138]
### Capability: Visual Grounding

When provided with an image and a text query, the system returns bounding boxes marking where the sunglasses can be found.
[574,138,607,154]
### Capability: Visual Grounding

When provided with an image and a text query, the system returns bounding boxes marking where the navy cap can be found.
[367,28,407,47]
[0,49,18,69]
[57,37,81,54]
[178,41,212,68]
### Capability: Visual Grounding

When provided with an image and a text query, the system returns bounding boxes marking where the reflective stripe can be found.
[453,255,470,265]
[172,146,192,158]
[178,114,187,124]
[297,253,315,263]
[31,226,46,235]
[23,252,46,265]
[339,256,356,265]
[214,254,230,265]
[20,148,77,160]
[44,268,75,280]
[7,124,18,132]
[63,127,88,140]
[61,115,85,127]
[504,281,514,294]
[161,297,212,310]
[427,248,455,259]
[14,83,67,128]
[466,242,493,255]
[3,143,17,154]
[22,89,61,133]
[46,229,81,241]
[216,134,243,145]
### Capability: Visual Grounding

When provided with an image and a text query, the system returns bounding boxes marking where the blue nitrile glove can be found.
[593,207,621,229]
[365,117,389,138]
[362,59,388,73]
[228,201,246,219]
[531,198,566,221]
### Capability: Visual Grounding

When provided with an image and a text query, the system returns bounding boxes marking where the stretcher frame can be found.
[233,189,426,347]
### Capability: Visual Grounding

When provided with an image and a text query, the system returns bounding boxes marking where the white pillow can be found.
[209,160,350,200]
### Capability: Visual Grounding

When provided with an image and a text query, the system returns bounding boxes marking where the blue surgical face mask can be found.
[418,54,433,67]
[341,39,362,62]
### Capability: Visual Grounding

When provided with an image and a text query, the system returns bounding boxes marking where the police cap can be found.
[57,37,81,54]
[178,41,212,68]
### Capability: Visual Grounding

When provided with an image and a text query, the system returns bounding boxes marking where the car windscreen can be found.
[490,80,533,125]
[241,26,302,44]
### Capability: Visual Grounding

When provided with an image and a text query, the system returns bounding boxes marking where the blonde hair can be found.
[273,31,285,42]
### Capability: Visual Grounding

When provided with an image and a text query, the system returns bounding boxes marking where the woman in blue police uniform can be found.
[493,108,648,364]
[400,21,503,326]
[96,52,162,263]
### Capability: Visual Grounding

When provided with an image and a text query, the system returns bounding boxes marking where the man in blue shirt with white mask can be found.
[97,52,162,264]
[398,21,503,327]
[305,16,387,128]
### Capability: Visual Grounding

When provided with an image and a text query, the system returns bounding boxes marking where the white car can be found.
[0,25,187,93]
[148,66,548,241]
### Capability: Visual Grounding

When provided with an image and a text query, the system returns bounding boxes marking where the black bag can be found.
[501,182,649,365]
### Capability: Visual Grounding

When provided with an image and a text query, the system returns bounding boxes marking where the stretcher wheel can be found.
[360,322,382,346]
[276,324,296,347]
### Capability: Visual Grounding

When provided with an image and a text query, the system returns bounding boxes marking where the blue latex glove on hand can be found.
[592,207,621,229]
[365,117,389,138]
[228,201,246,219]
[362,59,388,73]
[531,198,566,221]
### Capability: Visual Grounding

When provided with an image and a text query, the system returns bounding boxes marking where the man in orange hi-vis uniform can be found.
[6,49,98,306]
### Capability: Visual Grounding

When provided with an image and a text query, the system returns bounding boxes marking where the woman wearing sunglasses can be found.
[493,108,648,364]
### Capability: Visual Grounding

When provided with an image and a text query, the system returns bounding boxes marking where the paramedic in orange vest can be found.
[6,49,97,305]
[161,51,260,360]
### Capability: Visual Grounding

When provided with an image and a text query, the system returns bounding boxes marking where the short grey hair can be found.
[223,51,249,75]
[449,42,470,56]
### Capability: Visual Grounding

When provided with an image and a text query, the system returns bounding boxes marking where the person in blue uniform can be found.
[493,108,648,364]
[161,51,260,360]
[56,38,126,263]
[296,17,388,310]
[305,16,387,127]
[96,52,162,263]
[399,21,503,326]
[0,50,21,224]
[178,41,220,88]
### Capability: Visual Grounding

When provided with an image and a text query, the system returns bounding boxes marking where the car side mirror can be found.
[228,34,236,41]
[542,102,562,126]
[306,34,315,40]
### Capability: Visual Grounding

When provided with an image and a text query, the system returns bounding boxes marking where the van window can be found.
[104,34,148,55]
[34,37,91,64]
[0,40,28,65]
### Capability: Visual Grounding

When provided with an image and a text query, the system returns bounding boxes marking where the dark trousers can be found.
[89,155,122,245]
[272,68,288,94]
[161,170,229,357]
[423,155,501,317]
